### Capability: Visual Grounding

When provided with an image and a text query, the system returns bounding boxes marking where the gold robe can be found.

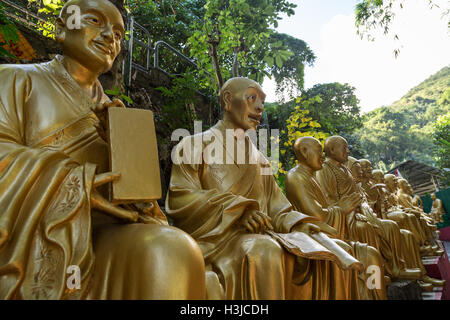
[317,159,384,254]
[317,159,417,278]
[0,56,205,299]
[285,165,386,300]
[166,120,359,300]
[364,181,426,246]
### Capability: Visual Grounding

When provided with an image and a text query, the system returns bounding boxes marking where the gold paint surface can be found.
[108,108,162,203]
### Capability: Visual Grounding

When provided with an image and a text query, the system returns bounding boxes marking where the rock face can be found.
[387,281,422,300]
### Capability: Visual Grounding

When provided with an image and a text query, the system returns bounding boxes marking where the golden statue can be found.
[397,178,443,256]
[166,77,363,300]
[0,0,206,299]
[285,136,387,299]
[316,136,427,282]
[430,193,445,224]
[376,172,431,255]
[349,158,444,288]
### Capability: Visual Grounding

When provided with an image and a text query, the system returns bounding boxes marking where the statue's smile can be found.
[92,40,113,56]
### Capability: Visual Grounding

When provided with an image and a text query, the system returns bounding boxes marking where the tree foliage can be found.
[0,2,20,59]
[355,0,449,57]
[432,112,450,187]
[187,0,315,93]
[273,96,329,189]
[354,66,450,169]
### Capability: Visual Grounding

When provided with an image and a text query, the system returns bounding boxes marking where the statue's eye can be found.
[88,17,100,24]
[114,32,122,40]
[248,95,256,101]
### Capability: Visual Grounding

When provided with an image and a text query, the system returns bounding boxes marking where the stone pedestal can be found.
[422,248,450,300]
[387,280,422,300]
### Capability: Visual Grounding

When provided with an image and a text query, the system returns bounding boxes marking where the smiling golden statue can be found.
[0,0,206,299]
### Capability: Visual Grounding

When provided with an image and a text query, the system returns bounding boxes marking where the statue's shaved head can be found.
[324,136,347,157]
[294,136,321,162]
[346,156,359,169]
[359,159,372,167]
[219,77,263,109]
[59,0,120,21]
[372,169,384,181]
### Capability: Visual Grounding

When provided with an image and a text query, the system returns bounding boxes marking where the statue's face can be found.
[305,140,325,171]
[407,183,414,195]
[385,177,394,191]
[226,80,265,131]
[59,0,124,73]
[372,171,383,183]
[330,140,350,164]
[399,180,408,192]
[361,161,373,179]
[350,163,362,182]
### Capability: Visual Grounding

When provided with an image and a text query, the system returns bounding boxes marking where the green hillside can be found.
[354,65,450,170]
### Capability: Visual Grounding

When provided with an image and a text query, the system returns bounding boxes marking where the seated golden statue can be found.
[0,0,206,299]
[285,136,387,299]
[397,179,443,256]
[376,172,430,254]
[166,77,363,300]
[317,136,426,281]
[430,193,445,224]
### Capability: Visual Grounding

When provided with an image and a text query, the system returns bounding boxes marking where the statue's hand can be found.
[292,222,321,235]
[91,171,138,222]
[240,209,273,233]
[337,193,362,215]
[355,213,368,222]
[92,98,126,141]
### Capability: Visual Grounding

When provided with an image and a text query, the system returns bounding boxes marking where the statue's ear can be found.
[223,91,232,112]
[300,146,309,161]
[55,17,66,44]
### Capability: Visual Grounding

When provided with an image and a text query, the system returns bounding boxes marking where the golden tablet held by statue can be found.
[0,0,206,299]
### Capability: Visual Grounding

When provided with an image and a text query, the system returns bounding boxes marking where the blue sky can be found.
[262,0,450,113]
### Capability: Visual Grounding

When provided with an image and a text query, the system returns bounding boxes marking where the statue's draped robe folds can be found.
[364,181,426,247]
[0,57,205,299]
[317,160,384,254]
[317,159,411,278]
[285,165,386,300]
[166,121,362,300]
[397,190,435,242]
[355,184,425,275]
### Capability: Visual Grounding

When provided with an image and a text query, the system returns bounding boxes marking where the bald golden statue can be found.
[397,178,443,256]
[0,0,206,299]
[166,77,363,300]
[285,136,387,299]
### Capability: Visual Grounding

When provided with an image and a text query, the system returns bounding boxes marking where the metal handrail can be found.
[153,40,198,73]
[1,0,54,35]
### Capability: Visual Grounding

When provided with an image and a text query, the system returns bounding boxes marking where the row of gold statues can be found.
[0,0,446,299]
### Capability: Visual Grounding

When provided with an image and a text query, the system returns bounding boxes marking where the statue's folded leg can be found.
[350,242,387,300]
[87,223,206,299]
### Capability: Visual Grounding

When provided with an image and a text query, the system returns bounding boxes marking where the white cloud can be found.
[263,0,450,113]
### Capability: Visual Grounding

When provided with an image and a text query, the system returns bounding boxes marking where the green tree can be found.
[274,96,329,190]
[301,83,363,135]
[187,0,315,94]
[355,0,449,57]
[432,112,450,187]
